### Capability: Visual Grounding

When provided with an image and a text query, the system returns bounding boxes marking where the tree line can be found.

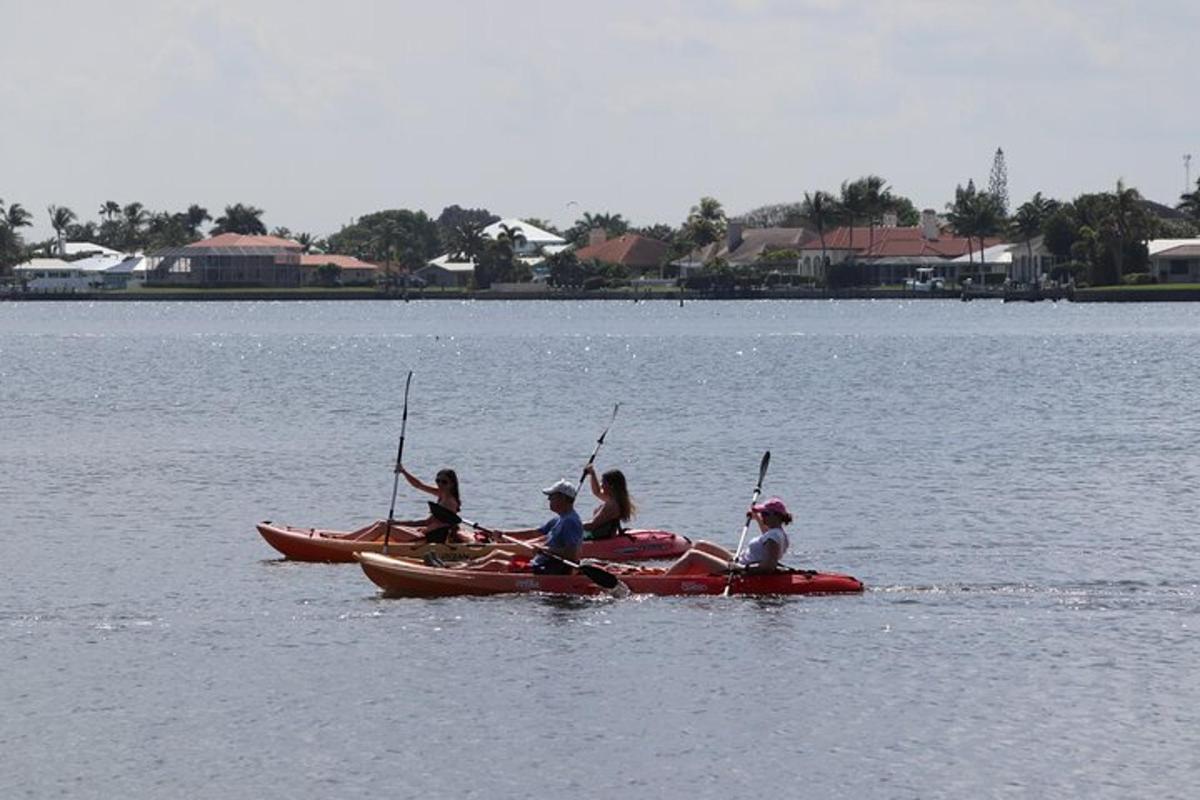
[6,168,1200,286]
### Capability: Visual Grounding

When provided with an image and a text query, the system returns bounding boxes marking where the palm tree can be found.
[121,202,149,250]
[859,175,892,255]
[801,190,836,279]
[211,203,267,236]
[449,222,486,263]
[948,184,1005,286]
[839,180,868,259]
[295,232,316,253]
[1011,193,1056,283]
[47,205,77,255]
[1179,178,1200,221]
[99,201,121,222]
[1107,179,1150,282]
[685,196,726,249]
[5,201,33,230]
[183,205,211,240]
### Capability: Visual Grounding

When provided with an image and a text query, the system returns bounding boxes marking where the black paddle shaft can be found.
[383,370,414,553]
[578,403,620,488]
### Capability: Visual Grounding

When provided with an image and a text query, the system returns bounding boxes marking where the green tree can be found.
[1179,178,1200,221]
[1011,192,1058,282]
[838,180,868,258]
[683,196,726,249]
[801,190,837,278]
[211,203,267,236]
[183,205,211,240]
[99,200,121,222]
[314,262,342,287]
[734,202,806,228]
[435,205,498,251]
[1,199,35,271]
[121,202,149,249]
[47,204,78,255]
[566,211,629,246]
[946,182,1005,284]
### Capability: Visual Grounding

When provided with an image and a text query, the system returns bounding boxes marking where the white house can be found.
[1147,239,1200,282]
[12,258,93,291]
[419,218,569,287]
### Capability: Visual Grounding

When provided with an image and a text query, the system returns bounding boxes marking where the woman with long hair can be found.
[581,465,637,540]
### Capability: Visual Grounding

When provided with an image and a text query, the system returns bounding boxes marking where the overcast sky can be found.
[3,0,1198,241]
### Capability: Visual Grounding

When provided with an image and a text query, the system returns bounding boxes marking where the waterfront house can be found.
[573,231,670,275]
[11,258,91,291]
[1148,239,1200,282]
[1007,235,1068,284]
[298,254,378,286]
[419,218,569,287]
[146,233,303,287]
[799,211,1001,284]
[674,224,813,277]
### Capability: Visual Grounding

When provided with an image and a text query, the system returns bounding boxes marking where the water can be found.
[2,299,1199,798]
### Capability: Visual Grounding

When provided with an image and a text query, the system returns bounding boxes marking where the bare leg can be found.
[663,547,733,576]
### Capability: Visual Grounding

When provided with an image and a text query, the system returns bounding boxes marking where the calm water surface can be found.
[2,299,1199,798]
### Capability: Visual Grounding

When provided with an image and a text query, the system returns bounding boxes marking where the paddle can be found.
[382,370,414,554]
[578,403,620,488]
[723,450,771,597]
[426,502,625,593]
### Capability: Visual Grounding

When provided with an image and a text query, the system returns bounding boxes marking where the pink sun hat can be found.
[752,497,790,517]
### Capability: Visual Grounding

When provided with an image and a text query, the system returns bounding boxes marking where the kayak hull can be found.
[356,552,865,598]
[257,521,691,563]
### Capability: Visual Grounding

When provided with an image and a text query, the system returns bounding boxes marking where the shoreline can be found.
[1,286,1195,302]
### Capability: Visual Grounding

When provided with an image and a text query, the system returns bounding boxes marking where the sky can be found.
[3,0,1198,241]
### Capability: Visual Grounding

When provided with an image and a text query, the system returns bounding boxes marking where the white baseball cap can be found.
[541,479,578,499]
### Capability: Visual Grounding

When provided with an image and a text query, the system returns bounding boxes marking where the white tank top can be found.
[737,526,789,565]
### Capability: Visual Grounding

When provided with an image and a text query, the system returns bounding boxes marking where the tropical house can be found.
[673,224,813,277]
[297,254,378,286]
[1147,239,1200,282]
[11,258,91,291]
[146,233,304,287]
[573,231,670,275]
[418,218,569,287]
[12,251,147,291]
[798,212,1001,285]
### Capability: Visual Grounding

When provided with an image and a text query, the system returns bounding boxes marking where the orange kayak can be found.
[257,520,691,563]
[356,552,865,597]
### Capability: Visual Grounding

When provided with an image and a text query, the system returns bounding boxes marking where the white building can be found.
[419,218,569,287]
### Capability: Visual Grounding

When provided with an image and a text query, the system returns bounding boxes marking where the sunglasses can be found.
[436,477,451,486]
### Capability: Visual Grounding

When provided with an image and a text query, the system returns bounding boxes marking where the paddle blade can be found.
[580,563,621,590]
[757,450,771,487]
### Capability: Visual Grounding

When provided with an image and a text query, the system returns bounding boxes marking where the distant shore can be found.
[4,285,1200,302]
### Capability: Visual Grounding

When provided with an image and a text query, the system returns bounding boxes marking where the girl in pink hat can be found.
[663,497,792,575]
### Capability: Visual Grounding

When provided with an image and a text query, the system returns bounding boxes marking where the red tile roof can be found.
[801,226,1001,259]
[575,234,670,269]
[188,233,302,250]
[299,254,377,270]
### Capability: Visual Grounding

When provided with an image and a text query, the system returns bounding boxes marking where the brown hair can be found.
[602,469,637,521]
[436,469,461,507]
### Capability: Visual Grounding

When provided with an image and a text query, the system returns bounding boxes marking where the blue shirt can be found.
[531,509,584,568]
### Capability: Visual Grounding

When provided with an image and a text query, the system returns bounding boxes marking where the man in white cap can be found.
[497,479,584,575]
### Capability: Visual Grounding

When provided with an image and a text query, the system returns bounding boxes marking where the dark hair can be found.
[436,469,461,507]
[601,469,637,521]
[763,508,793,526]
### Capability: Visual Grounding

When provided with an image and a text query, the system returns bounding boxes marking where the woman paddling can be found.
[581,464,637,540]
[663,497,791,576]
[361,467,466,543]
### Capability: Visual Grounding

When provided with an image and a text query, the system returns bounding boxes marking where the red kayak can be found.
[356,552,865,597]
[257,520,691,563]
